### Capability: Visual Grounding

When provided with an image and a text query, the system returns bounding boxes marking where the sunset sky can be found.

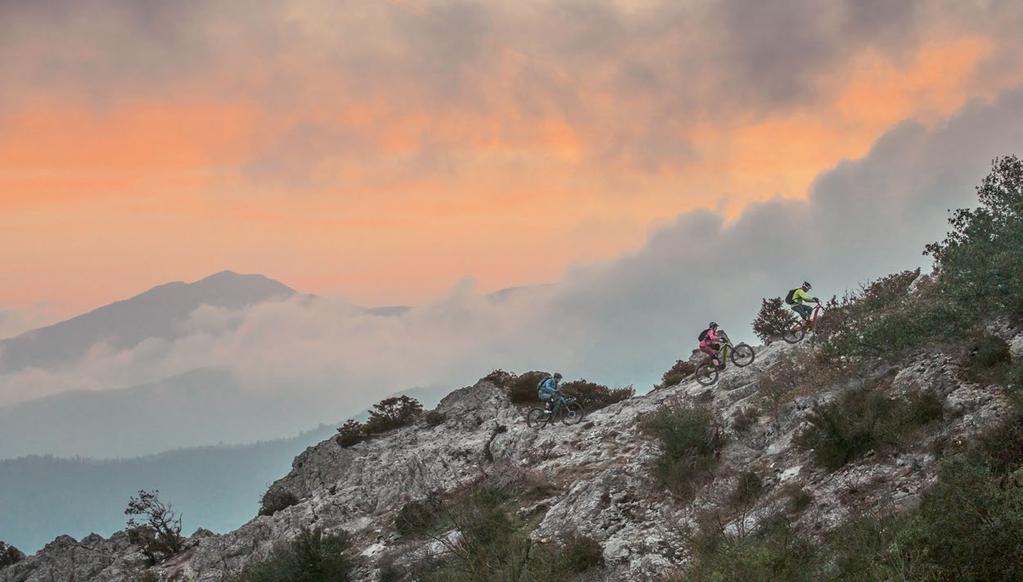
[2,0,1023,322]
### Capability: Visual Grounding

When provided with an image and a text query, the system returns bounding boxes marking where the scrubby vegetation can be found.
[424,409,447,427]
[124,490,185,565]
[502,371,552,404]
[751,297,797,343]
[496,371,631,411]
[678,449,1023,582]
[364,395,423,434]
[641,405,724,499]
[384,469,604,581]
[335,396,425,449]
[259,488,299,517]
[657,359,697,389]
[231,529,353,582]
[730,406,759,433]
[560,379,633,410]
[335,419,365,448]
[926,154,1023,317]
[796,384,943,470]
[395,498,443,537]
[962,332,1014,384]
[0,541,24,568]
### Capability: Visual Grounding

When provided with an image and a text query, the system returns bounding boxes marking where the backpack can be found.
[698,329,710,342]
[537,377,554,399]
[785,288,798,305]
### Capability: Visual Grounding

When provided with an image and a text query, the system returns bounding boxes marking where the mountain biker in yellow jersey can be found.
[785,281,820,320]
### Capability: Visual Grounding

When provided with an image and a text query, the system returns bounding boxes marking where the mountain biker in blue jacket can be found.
[538,372,562,413]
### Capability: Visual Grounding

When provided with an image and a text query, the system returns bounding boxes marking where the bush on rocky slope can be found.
[124,490,185,565]
[927,154,1023,317]
[816,272,968,363]
[0,542,24,568]
[335,419,366,448]
[501,371,551,403]
[657,359,697,389]
[560,379,634,410]
[962,332,1014,384]
[679,452,1023,581]
[751,297,798,344]
[231,528,353,582]
[259,488,299,517]
[405,478,601,576]
[796,383,943,471]
[364,396,423,434]
[641,405,724,499]
[497,371,632,411]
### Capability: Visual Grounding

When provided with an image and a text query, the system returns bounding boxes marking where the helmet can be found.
[802,281,812,290]
[708,322,718,328]
[553,372,563,380]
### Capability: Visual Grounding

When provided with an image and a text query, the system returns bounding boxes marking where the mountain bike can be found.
[695,335,756,386]
[527,392,584,428]
[783,302,824,344]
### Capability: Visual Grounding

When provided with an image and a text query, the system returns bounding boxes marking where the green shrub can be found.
[728,471,764,509]
[927,155,1023,317]
[259,488,299,517]
[780,484,812,514]
[395,498,442,537]
[731,406,759,433]
[560,380,633,410]
[796,387,942,471]
[504,371,550,404]
[906,390,944,426]
[658,359,697,389]
[233,529,353,582]
[973,334,1012,367]
[483,369,514,386]
[681,514,820,582]
[0,541,24,568]
[415,480,603,582]
[125,490,185,565]
[751,297,798,343]
[424,409,447,427]
[1007,363,1023,410]
[364,396,423,434]
[973,408,1023,477]
[815,271,970,363]
[640,405,723,499]
[559,532,604,573]
[822,512,930,581]
[963,333,1014,384]
[914,458,1023,581]
[335,419,365,448]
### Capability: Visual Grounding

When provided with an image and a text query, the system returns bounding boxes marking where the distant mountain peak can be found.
[0,272,296,374]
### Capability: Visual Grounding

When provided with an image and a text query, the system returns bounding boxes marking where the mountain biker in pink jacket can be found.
[699,322,723,368]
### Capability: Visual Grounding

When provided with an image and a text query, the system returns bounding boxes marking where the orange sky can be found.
[1,1,1021,319]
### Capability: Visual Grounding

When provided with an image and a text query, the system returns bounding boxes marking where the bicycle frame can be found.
[549,393,565,415]
[808,304,824,326]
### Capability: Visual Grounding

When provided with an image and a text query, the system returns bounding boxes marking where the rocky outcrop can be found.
[4,332,1018,581]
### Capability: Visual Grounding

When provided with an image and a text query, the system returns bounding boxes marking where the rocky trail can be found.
[3,328,1020,582]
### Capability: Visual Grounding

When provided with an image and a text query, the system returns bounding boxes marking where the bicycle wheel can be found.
[560,401,584,425]
[731,343,755,367]
[526,408,549,428]
[695,362,719,386]
[782,323,805,344]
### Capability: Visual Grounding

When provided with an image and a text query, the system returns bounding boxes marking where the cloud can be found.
[3,0,1018,175]
[1,88,1020,449]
